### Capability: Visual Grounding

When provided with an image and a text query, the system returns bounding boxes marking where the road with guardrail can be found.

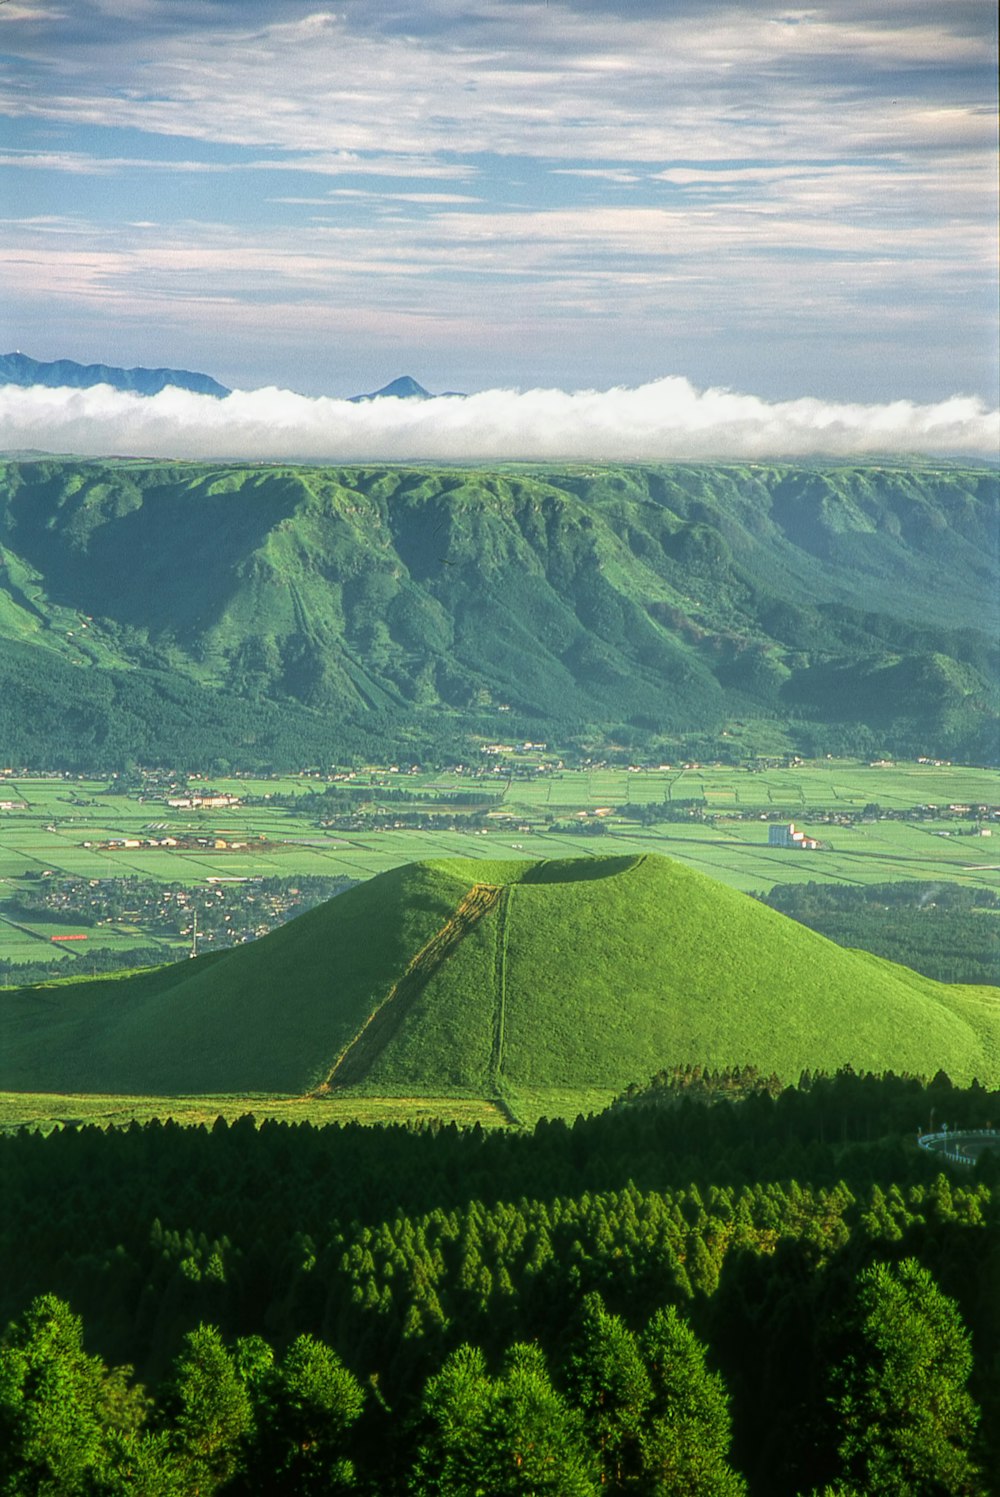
[917,1129,1000,1166]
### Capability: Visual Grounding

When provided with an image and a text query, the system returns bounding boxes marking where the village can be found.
[3,873,354,953]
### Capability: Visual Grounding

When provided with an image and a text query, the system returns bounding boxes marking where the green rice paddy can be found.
[1,759,997,968]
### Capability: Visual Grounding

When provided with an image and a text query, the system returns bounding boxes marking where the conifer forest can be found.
[2,1070,998,1494]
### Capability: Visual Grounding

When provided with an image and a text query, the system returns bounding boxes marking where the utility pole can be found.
[190,908,198,959]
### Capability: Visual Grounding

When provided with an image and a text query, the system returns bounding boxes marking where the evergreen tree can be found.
[262,1333,364,1494]
[639,1305,746,1496]
[231,1333,275,1404]
[0,1293,147,1496]
[478,1342,597,1496]
[565,1291,651,1491]
[166,1324,254,1494]
[409,1343,493,1497]
[830,1258,985,1496]
[93,1428,185,1497]
[410,1341,596,1496]
[0,1293,182,1496]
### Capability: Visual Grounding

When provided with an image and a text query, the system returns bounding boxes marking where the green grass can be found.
[3,854,998,1105]
[0,862,466,1094]
[498,857,1000,1090]
[498,1085,622,1126]
[0,1090,508,1132]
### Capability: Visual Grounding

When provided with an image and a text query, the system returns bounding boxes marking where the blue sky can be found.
[1,0,997,405]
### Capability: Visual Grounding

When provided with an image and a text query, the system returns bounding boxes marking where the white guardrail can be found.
[917,1129,998,1166]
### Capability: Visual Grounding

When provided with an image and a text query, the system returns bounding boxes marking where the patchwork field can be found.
[1,760,998,973]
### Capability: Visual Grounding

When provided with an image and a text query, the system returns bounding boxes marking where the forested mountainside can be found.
[0,459,995,768]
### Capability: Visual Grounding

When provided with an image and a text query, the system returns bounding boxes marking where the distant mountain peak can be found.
[348,375,467,402]
[349,375,433,402]
[0,352,230,399]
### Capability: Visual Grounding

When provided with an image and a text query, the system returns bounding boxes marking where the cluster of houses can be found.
[164,793,242,810]
[84,835,251,852]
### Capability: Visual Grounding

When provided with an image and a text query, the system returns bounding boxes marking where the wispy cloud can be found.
[1,0,996,400]
[1,378,995,462]
[5,4,994,165]
[0,151,234,176]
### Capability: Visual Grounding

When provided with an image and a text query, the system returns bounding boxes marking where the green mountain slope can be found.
[2,855,997,1099]
[0,459,996,766]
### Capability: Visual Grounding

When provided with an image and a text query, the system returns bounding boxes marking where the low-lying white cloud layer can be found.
[1,378,997,462]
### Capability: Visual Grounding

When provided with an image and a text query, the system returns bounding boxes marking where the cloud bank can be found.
[1,378,997,463]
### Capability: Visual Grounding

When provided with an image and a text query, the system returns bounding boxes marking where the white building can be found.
[768,822,819,850]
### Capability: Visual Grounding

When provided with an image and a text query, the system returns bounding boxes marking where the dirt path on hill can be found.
[488,885,514,1114]
[315,882,502,1091]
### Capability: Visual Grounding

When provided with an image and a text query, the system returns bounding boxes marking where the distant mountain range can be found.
[0,352,232,399]
[0,457,995,769]
[0,354,459,402]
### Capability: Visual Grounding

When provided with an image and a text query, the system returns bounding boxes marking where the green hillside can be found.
[2,854,997,1102]
[0,459,995,765]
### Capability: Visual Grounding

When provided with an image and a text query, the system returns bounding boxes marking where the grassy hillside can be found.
[2,854,997,1102]
[0,862,461,1094]
[0,459,995,765]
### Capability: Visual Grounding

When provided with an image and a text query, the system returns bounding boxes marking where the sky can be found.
[1,0,998,459]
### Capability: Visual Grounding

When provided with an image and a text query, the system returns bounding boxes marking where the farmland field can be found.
[1,758,998,969]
